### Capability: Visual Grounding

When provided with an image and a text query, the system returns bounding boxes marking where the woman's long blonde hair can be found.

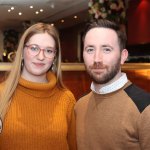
[0,22,65,122]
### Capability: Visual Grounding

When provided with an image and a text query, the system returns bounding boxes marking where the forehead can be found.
[28,33,55,46]
[84,27,118,45]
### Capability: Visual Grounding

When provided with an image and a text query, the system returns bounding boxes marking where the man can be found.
[75,19,150,150]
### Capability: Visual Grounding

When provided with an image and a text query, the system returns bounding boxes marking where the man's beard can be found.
[85,57,121,84]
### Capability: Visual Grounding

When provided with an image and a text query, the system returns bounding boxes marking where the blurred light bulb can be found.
[19,12,22,15]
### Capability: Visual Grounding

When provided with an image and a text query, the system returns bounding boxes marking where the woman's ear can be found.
[121,49,128,65]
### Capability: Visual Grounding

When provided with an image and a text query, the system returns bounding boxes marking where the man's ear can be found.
[121,49,128,65]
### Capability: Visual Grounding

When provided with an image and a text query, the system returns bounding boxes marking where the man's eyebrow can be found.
[101,44,113,49]
[84,45,94,49]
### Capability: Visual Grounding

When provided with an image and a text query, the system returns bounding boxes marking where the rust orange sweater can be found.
[0,72,76,150]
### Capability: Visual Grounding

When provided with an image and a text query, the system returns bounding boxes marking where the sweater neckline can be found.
[91,73,128,94]
[92,81,132,99]
[17,72,57,98]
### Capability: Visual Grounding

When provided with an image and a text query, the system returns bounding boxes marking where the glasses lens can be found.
[44,48,56,58]
[28,45,40,56]
[26,44,56,58]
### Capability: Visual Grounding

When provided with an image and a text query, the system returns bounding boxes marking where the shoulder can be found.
[124,83,150,113]
[59,88,76,104]
[0,81,6,93]
[75,91,92,111]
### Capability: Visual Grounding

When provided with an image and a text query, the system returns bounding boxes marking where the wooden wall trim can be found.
[0,62,150,71]
[62,63,150,71]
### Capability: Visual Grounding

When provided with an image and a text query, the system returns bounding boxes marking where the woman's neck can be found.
[21,73,48,83]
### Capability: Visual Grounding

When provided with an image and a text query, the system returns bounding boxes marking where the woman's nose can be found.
[37,50,45,60]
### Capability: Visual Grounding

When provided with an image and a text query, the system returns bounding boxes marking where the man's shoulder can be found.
[75,91,92,110]
[124,83,150,113]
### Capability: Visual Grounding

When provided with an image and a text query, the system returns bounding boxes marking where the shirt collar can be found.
[91,73,128,94]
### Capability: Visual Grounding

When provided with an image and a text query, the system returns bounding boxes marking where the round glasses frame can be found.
[25,44,56,59]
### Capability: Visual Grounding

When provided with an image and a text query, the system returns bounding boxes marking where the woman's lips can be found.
[33,62,45,67]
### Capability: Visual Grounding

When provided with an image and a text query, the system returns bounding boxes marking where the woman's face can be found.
[21,32,56,82]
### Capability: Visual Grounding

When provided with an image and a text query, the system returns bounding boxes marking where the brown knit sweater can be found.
[0,72,77,150]
[75,81,150,150]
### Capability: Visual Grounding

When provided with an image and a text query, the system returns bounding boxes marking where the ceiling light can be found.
[74,16,78,19]
[50,3,55,9]
[35,11,39,14]
[8,9,11,12]
[18,12,22,15]
[61,19,64,23]
[40,9,43,12]
[11,7,14,10]
[30,6,33,9]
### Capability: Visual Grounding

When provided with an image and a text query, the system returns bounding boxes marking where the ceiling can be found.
[0,0,88,30]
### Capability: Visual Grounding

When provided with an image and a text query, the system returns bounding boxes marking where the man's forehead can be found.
[86,27,117,36]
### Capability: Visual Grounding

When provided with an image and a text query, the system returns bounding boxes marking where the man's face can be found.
[83,27,127,84]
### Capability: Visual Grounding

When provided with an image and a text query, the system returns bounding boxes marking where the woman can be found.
[0,23,76,150]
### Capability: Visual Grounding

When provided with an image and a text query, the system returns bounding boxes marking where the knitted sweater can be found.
[75,81,150,150]
[0,72,77,150]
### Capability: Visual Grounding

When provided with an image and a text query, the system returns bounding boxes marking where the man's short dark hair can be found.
[83,19,127,51]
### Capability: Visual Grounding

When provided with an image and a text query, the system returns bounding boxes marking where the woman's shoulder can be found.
[58,88,76,104]
[0,81,6,93]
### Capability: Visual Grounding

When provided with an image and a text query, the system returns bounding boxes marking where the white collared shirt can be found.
[91,73,128,94]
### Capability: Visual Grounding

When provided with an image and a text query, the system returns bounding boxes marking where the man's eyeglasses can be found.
[25,44,56,59]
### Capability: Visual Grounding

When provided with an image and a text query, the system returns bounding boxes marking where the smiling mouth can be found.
[33,62,45,67]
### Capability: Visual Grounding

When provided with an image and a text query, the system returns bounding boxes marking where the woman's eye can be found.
[46,49,53,54]
[31,46,39,51]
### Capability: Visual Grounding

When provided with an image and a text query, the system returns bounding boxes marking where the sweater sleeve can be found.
[137,105,150,150]
[66,91,77,150]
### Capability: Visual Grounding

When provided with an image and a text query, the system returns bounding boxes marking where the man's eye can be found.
[103,48,112,53]
[86,48,95,53]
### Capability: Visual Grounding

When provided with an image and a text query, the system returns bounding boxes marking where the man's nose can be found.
[94,50,103,63]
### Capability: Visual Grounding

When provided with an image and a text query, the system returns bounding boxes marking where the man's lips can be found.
[92,68,106,73]
[90,65,106,70]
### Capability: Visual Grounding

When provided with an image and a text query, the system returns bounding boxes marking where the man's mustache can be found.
[89,62,107,69]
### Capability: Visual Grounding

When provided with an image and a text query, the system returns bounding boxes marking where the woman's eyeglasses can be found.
[25,44,56,59]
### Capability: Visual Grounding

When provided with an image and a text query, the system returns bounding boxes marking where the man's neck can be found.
[94,71,122,91]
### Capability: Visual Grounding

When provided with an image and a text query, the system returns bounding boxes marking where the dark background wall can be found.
[60,0,150,63]
[127,0,150,45]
